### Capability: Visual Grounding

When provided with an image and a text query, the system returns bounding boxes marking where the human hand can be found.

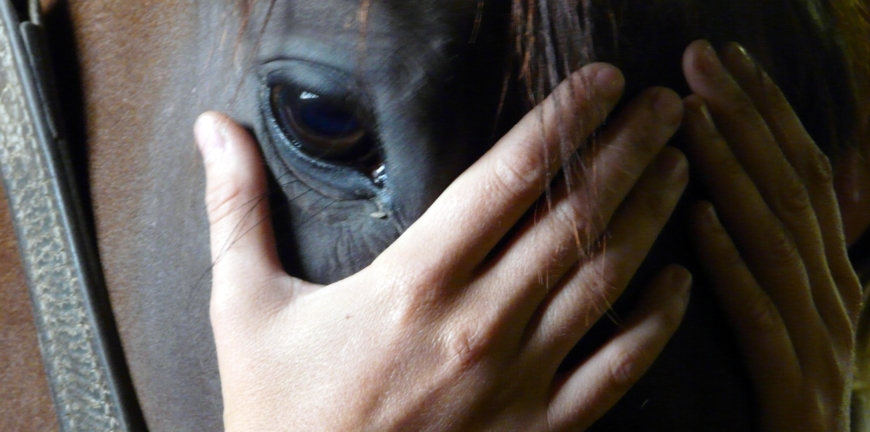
[681,40,863,431]
[198,63,692,431]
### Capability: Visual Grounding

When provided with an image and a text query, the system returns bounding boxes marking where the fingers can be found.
[196,112,293,314]
[690,201,801,418]
[547,265,691,431]
[520,146,689,362]
[683,39,859,346]
[717,43,862,327]
[474,87,684,326]
[683,41,827,275]
[680,96,826,353]
[716,43,827,184]
[682,40,807,223]
[385,64,624,276]
[682,43,859,430]
[682,41,833,300]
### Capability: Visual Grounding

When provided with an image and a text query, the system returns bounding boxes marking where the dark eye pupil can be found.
[273,87,365,142]
[270,85,374,162]
[297,100,360,138]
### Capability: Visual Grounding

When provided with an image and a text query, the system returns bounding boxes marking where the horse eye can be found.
[270,85,371,161]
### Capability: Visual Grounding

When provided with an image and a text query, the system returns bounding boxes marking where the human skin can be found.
[200,62,693,431]
[196,41,862,431]
[681,40,861,431]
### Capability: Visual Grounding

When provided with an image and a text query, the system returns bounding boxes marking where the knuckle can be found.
[831,314,857,352]
[604,347,643,389]
[205,178,248,226]
[489,144,546,200]
[743,292,782,334]
[588,263,625,301]
[773,174,813,216]
[551,192,596,237]
[568,67,621,119]
[826,349,851,388]
[796,394,835,431]
[827,292,860,347]
[763,225,800,266]
[375,263,447,322]
[805,150,834,186]
[441,324,491,375]
[837,274,865,322]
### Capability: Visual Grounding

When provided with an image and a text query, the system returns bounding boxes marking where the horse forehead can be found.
[270,0,478,41]
[258,0,483,90]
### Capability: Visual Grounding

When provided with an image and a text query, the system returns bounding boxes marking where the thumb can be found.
[195,111,284,310]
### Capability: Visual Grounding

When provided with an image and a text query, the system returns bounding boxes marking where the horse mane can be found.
[513,0,869,154]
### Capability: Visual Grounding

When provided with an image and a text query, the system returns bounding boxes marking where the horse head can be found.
[15,0,865,430]
[232,0,866,430]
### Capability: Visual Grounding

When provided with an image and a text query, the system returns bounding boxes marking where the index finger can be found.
[386,64,624,274]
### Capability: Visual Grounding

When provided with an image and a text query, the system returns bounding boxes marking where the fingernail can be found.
[696,201,723,232]
[594,66,624,97]
[700,201,717,222]
[697,41,722,77]
[671,266,693,302]
[655,148,688,183]
[695,100,715,127]
[651,88,683,125]
[194,113,226,161]
[722,42,754,72]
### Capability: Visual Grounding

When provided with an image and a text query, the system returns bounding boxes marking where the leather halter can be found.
[0,1,141,430]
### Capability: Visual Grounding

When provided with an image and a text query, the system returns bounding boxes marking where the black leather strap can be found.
[0,2,143,430]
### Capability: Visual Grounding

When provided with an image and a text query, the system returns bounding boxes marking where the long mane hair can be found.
[512,0,869,154]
